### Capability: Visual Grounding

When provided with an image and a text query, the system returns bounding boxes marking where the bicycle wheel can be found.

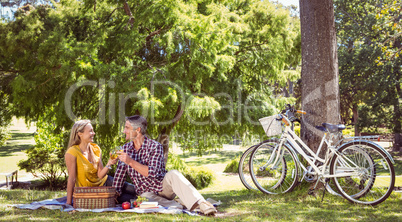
[249,139,299,194]
[330,141,395,205]
[238,145,258,190]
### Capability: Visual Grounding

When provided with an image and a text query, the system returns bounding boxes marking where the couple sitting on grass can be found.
[65,115,217,215]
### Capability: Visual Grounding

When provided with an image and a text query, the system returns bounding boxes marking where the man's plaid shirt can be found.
[112,137,167,195]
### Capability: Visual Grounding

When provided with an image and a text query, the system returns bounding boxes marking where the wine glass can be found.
[110,148,119,160]
[113,146,125,166]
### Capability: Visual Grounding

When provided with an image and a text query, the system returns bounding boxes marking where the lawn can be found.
[0,118,35,182]
[0,119,402,221]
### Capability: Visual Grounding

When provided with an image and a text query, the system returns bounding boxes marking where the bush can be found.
[0,92,12,147]
[223,157,239,173]
[182,167,215,190]
[18,114,68,189]
[294,125,300,136]
[166,152,187,172]
[342,126,355,137]
[0,126,10,147]
[167,152,214,189]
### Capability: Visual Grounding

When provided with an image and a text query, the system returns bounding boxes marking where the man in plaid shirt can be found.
[113,115,217,215]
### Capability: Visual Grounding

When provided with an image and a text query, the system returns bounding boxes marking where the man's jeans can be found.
[103,175,137,204]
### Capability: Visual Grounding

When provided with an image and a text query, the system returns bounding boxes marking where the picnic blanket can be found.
[11,196,221,215]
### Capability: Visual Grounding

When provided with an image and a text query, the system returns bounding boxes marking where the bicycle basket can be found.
[259,114,282,137]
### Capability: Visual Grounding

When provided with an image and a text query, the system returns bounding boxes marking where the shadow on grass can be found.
[393,159,402,176]
[8,131,35,141]
[208,184,402,221]
[0,189,65,204]
[0,144,33,157]
[178,149,244,165]
[0,132,34,157]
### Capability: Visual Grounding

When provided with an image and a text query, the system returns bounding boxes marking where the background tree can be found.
[335,0,401,151]
[373,0,402,151]
[0,0,301,179]
[299,0,341,152]
[373,0,402,61]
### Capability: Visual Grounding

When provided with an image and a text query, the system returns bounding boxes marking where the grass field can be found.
[0,119,402,221]
[0,118,35,183]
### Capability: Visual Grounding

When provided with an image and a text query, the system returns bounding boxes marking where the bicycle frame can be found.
[252,104,396,205]
[274,115,364,180]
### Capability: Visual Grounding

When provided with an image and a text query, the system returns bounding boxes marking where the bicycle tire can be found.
[238,145,258,190]
[249,139,299,194]
[330,140,395,205]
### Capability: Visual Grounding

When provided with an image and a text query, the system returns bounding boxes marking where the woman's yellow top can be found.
[66,143,107,187]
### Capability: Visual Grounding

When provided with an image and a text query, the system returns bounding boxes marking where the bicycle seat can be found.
[315,123,346,133]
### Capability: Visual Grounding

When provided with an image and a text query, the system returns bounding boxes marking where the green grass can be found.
[1,184,402,221]
[0,119,35,178]
[393,157,402,175]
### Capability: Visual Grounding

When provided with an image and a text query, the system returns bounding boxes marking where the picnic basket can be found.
[259,114,282,137]
[73,186,116,209]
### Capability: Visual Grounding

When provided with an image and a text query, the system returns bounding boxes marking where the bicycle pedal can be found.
[308,188,315,195]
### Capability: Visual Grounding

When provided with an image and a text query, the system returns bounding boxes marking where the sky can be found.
[277,0,300,8]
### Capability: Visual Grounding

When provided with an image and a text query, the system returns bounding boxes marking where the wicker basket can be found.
[73,186,116,209]
[259,114,282,137]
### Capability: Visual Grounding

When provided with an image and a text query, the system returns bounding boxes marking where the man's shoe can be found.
[199,201,217,215]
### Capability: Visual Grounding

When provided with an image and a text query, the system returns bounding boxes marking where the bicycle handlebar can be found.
[297,110,306,115]
[279,104,305,125]
[281,104,306,115]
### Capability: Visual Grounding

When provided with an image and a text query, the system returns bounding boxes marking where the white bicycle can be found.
[244,104,395,205]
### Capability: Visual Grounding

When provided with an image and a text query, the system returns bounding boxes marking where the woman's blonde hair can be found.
[67,120,91,148]
[67,120,97,165]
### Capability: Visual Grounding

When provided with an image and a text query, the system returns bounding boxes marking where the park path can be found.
[0,118,36,186]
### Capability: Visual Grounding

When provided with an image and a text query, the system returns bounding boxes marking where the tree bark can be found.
[157,104,184,164]
[392,70,402,152]
[123,2,134,27]
[352,103,359,136]
[300,0,341,153]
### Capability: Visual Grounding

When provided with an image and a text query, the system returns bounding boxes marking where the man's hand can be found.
[117,151,132,165]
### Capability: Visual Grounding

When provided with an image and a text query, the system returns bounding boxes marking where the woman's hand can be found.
[107,154,118,166]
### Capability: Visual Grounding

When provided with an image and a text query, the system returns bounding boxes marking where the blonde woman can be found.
[65,120,136,205]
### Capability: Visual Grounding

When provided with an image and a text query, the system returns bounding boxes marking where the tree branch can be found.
[146,28,164,43]
[105,7,123,22]
[123,2,135,28]
[340,9,360,27]
[234,40,268,55]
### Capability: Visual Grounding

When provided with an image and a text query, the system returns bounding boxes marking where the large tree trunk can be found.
[300,0,341,153]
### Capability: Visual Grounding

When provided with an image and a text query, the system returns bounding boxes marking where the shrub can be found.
[0,92,12,147]
[182,167,215,190]
[18,114,68,189]
[0,126,10,147]
[342,126,355,137]
[166,152,187,172]
[223,157,239,173]
[294,125,300,136]
[167,152,214,189]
